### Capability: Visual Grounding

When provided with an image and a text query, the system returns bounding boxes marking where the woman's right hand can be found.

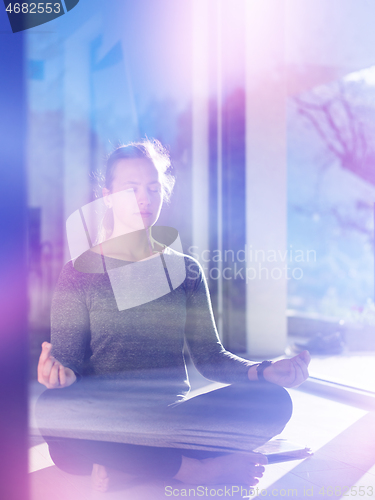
[37,342,77,389]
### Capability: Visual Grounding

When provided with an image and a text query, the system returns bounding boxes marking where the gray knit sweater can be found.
[50,248,256,402]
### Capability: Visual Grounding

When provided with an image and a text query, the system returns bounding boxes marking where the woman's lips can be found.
[134,212,152,217]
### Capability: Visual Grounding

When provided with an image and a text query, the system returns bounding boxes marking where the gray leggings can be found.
[35,380,293,479]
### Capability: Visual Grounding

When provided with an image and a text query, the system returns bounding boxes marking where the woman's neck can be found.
[99,229,163,262]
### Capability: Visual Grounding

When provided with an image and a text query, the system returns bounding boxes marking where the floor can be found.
[308,353,375,393]
[29,357,375,499]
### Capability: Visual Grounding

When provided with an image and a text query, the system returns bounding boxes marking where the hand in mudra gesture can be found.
[263,350,311,388]
[37,342,77,389]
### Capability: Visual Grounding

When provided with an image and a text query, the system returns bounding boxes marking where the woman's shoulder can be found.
[162,247,204,292]
[163,246,202,269]
[57,251,104,289]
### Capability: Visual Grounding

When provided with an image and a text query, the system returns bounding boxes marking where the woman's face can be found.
[104,157,163,232]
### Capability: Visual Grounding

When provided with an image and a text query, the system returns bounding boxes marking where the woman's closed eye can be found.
[119,184,160,193]
[117,184,136,193]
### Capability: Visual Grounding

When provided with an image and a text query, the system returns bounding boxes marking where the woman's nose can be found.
[136,187,151,207]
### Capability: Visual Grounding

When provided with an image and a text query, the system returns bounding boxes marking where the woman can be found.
[36,139,310,492]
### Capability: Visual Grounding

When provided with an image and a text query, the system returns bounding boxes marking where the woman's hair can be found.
[96,138,175,243]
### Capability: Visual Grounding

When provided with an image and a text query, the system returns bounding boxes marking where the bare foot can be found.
[173,452,267,486]
[91,463,137,492]
[92,464,109,493]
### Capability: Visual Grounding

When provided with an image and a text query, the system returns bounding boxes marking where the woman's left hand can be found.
[262,350,311,388]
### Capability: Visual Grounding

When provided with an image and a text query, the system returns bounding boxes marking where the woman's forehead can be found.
[113,158,159,183]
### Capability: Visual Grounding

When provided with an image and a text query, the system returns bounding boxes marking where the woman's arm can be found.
[184,258,258,384]
[44,262,91,383]
[184,257,310,387]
